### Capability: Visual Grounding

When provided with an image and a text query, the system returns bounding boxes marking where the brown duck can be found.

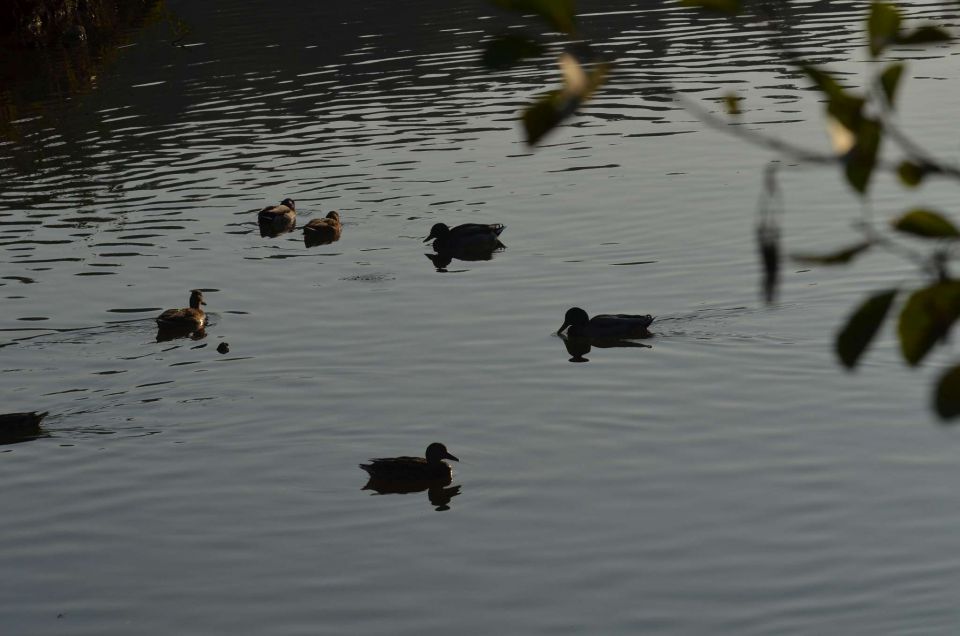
[156,290,207,329]
[303,211,341,246]
[359,442,459,481]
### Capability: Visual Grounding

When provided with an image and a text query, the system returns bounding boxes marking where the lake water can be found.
[3,0,960,633]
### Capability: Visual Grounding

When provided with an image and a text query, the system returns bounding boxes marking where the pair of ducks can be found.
[258,198,342,244]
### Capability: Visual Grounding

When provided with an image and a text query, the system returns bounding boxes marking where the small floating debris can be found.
[217,342,229,354]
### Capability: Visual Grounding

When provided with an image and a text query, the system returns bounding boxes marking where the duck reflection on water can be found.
[359,443,462,511]
[559,333,651,363]
[155,325,207,343]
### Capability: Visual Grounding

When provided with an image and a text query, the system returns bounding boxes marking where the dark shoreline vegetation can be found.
[0,0,161,139]
[0,0,158,48]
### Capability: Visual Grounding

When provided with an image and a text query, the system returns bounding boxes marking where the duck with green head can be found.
[360,442,460,481]
[557,307,654,339]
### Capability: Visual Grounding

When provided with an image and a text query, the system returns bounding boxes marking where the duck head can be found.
[280,198,296,210]
[424,223,450,243]
[189,289,207,309]
[425,442,459,464]
[557,307,589,334]
[326,211,340,223]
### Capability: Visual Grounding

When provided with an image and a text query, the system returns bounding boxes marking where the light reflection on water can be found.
[2,0,960,634]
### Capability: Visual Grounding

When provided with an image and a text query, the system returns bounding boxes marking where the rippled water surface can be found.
[4,1,960,633]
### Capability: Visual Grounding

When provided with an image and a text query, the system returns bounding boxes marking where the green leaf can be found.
[891,208,960,239]
[481,34,545,70]
[801,65,865,130]
[897,160,926,187]
[522,89,568,145]
[879,62,904,104]
[678,0,742,14]
[521,57,610,145]
[844,118,881,194]
[898,281,960,366]
[836,289,897,369]
[490,0,577,35]
[723,92,742,116]
[868,2,901,57]
[934,363,960,420]
[895,25,951,46]
[792,241,873,265]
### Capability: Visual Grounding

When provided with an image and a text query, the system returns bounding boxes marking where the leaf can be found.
[481,34,544,70]
[521,55,610,145]
[891,208,960,239]
[867,2,901,57]
[489,0,577,35]
[895,25,951,46]
[678,0,742,14]
[934,364,960,420]
[898,281,960,366]
[897,160,926,187]
[879,62,904,104]
[844,118,881,194]
[723,92,741,116]
[836,289,897,369]
[522,89,568,146]
[792,241,873,265]
[801,65,865,130]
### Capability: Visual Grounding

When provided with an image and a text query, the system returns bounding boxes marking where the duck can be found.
[302,211,341,245]
[557,307,654,339]
[359,442,459,481]
[0,411,47,441]
[156,290,206,329]
[424,222,505,252]
[258,198,296,227]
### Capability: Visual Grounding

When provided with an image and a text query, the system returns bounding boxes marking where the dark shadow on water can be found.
[303,230,340,248]
[559,334,652,363]
[362,476,462,512]
[155,325,206,343]
[425,241,505,272]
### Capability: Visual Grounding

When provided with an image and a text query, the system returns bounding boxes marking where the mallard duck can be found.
[0,411,47,441]
[557,307,654,339]
[359,442,459,481]
[424,222,505,252]
[303,211,341,245]
[258,198,296,226]
[156,290,206,329]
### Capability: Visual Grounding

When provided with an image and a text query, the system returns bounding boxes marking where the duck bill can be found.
[423,234,435,243]
[444,452,460,462]
[557,321,570,335]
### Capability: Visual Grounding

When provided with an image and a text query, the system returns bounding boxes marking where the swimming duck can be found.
[258,198,296,227]
[557,307,654,339]
[156,290,206,329]
[359,442,459,481]
[0,411,47,442]
[303,211,341,246]
[424,222,505,252]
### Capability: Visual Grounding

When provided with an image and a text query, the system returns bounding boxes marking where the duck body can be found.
[360,442,459,481]
[558,307,654,339]
[0,411,47,441]
[258,198,296,231]
[303,211,341,246]
[425,222,505,252]
[156,290,206,329]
